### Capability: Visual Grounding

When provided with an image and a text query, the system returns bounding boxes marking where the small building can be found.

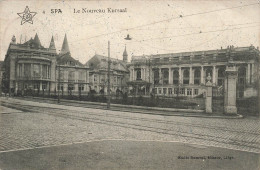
[128,45,259,98]
[85,47,129,94]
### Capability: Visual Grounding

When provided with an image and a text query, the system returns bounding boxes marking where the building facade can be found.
[85,47,129,94]
[128,45,259,98]
[3,34,89,96]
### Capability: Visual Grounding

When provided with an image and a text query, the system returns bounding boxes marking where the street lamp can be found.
[107,34,132,109]
[107,41,111,109]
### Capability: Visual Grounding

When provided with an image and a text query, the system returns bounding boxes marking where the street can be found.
[0,97,259,169]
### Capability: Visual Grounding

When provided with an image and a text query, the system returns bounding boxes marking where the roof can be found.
[60,34,70,54]
[23,33,44,49]
[86,54,129,72]
[57,52,83,66]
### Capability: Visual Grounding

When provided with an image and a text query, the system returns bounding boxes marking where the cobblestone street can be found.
[0,97,259,154]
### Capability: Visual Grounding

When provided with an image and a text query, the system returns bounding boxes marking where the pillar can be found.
[159,68,162,84]
[212,65,216,85]
[251,63,254,83]
[224,65,238,114]
[205,74,213,113]
[179,67,182,84]
[200,66,204,84]
[189,67,193,85]
[247,63,250,84]
[169,68,172,84]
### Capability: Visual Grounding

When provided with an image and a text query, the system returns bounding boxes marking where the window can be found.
[187,88,192,95]
[79,72,85,81]
[114,76,117,84]
[154,69,159,84]
[174,88,178,94]
[194,69,200,85]
[158,88,162,94]
[42,83,47,90]
[58,84,64,91]
[24,64,31,77]
[163,69,169,84]
[94,75,97,82]
[163,88,167,94]
[33,64,40,77]
[183,70,189,84]
[180,88,185,95]
[42,65,47,78]
[78,84,84,91]
[168,88,172,94]
[194,89,198,95]
[34,83,40,90]
[136,68,141,80]
[173,70,179,85]
[153,88,157,94]
[217,68,225,86]
[69,71,75,81]
[18,64,23,77]
[68,84,74,91]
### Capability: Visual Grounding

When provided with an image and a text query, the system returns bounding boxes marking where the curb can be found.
[11,96,244,119]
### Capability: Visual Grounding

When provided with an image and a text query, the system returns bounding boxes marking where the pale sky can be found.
[0,0,259,64]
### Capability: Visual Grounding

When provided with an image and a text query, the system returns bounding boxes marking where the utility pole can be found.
[58,65,60,103]
[107,41,111,109]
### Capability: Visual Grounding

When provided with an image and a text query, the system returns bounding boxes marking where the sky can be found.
[0,0,259,64]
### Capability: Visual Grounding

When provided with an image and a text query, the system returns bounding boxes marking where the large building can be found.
[85,46,129,94]
[128,45,259,98]
[2,34,89,96]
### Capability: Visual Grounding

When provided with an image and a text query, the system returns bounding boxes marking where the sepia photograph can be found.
[0,0,259,169]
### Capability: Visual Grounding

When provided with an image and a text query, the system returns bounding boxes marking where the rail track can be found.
[1,100,260,152]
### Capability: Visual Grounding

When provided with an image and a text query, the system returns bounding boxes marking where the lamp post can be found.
[57,65,60,103]
[107,41,111,109]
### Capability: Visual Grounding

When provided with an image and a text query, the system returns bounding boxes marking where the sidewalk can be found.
[6,96,243,119]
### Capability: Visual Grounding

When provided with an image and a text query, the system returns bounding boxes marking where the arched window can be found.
[183,69,189,84]
[194,69,200,85]
[173,70,179,85]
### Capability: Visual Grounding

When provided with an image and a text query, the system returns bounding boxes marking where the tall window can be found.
[68,84,74,91]
[42,65,47,78]
[24,64,31,77]
[238,67,246,87]
[173,70,179,85]
[217,68,225,86]
[18,64,23,77]
[163,69,169,84]
[69,71,75,81]
[194,69,200,85]
[136,68,141,80]
[154,69,159,84]
[78,84,84,91]
[33,64,40,77]
[183,69,189,84]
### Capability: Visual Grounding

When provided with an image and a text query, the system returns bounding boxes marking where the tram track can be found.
[1,101,260,151]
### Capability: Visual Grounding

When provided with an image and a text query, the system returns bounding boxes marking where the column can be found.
[22,63,24,77]
[200,66,204,84]
[159,68,162,84]
[212,65,216,85]
[144,68,146,81]
[40,81,42,90]
[189,67,193,85]
[251,63,254,83]
[169,68,172,84]
[247,64,250,84]
[31,64,33,77]
[179,67,182,84]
